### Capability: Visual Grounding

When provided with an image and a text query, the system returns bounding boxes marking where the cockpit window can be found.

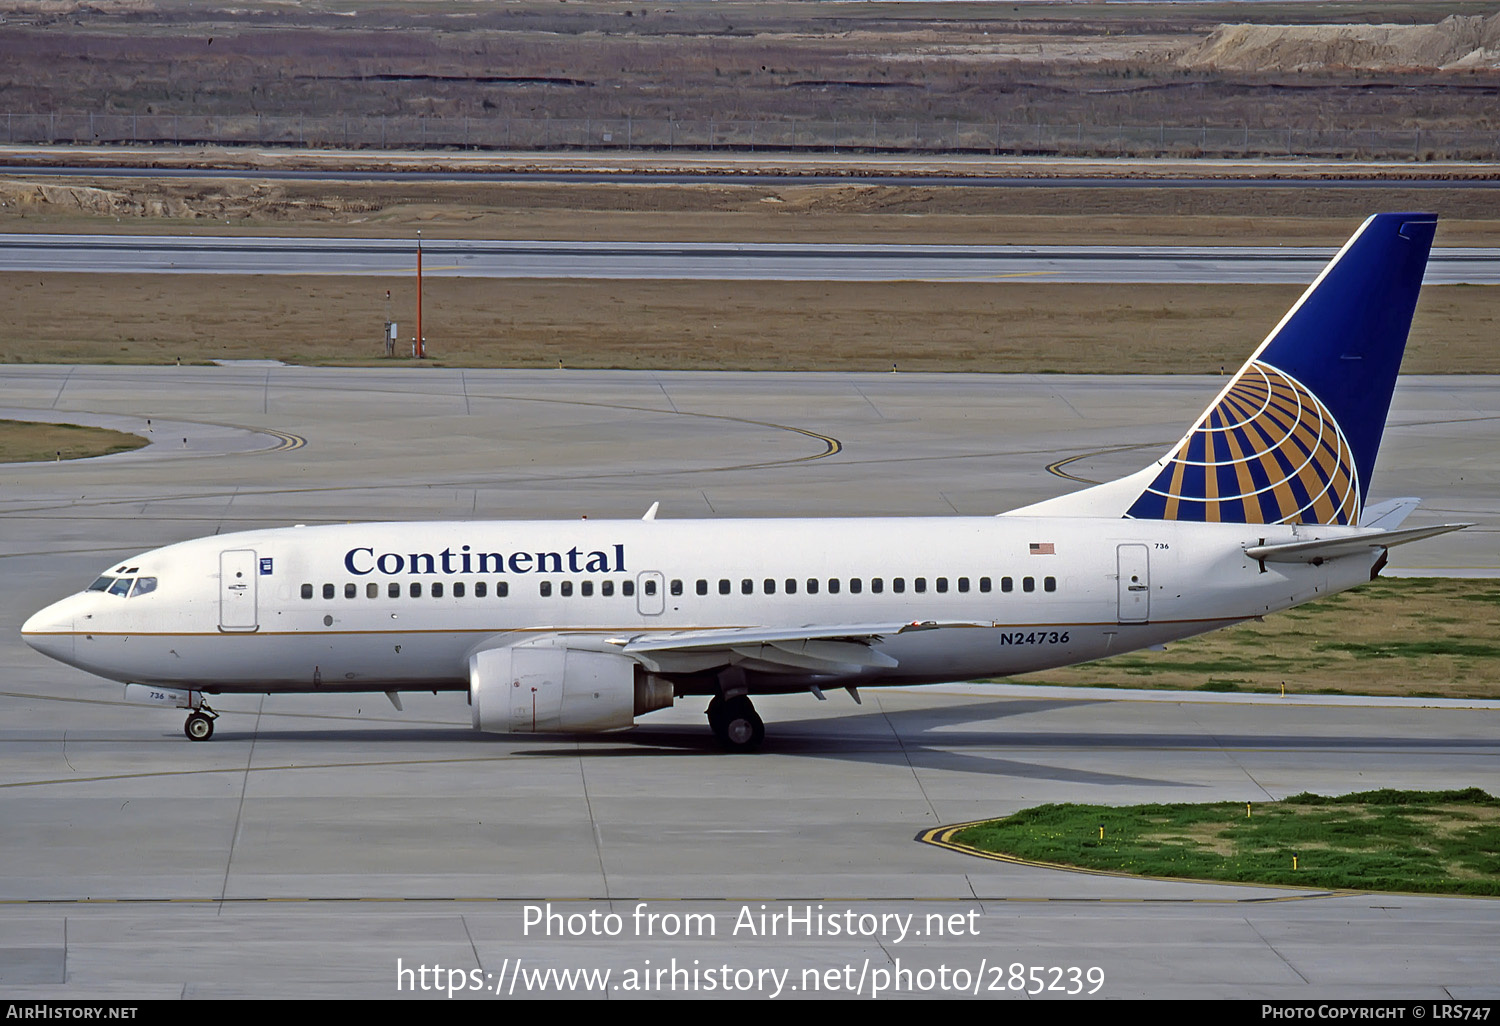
[90,574,158,597]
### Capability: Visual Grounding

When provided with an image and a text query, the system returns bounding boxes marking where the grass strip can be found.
[951,789,1500,895]
[3,275,1496,374]
[0,419,147,463]
[1013,577,1500,700]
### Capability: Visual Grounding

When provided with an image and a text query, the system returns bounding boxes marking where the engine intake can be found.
[470,641,652,733]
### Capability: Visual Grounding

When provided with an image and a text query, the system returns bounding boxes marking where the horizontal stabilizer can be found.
[1358,497,1421,530]
[1244,523,1471,564]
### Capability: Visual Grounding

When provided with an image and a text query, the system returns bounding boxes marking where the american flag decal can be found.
[1029,543,1055,555]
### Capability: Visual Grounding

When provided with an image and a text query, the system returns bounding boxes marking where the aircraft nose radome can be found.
[21,603,74,662]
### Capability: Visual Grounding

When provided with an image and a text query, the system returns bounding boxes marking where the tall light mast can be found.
[415,230,425,360]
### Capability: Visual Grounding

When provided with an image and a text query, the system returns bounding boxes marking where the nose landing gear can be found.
[184,706,218,742]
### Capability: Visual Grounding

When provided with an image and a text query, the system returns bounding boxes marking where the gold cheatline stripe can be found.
[25,616,1246,640]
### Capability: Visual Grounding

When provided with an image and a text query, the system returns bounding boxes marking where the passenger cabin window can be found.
[871,578,883,594]
[324,583,336,600]
[581,581,593,597]
[914,578,927,594]
[389,583,401,599]
[742,579,753,595]
[560,581,572,597]
[936,578,948,593]
[719,579,731,596]
[1001,577,1013,593]
[958,577,970,593]
[540,582,552,598]
[475,582,488,598]
[1044,576,1057,592]
[497,581,509,598]
[670,579,683,596]
[643,579,657,596]
[301,583,313,600]
[344,583,357,599]
[828,579,840,594]
[622,580,635,597]
[455,582,466,598]
[1023,577,1035,593]
[432,582,445,598]
[366,583,378,598]
[980,577,992,593]
[599,581,611,597]
[893,578,905,593]
[785,578,797,595]
[849,578,861,594]
[764,579,776,595]
[410,583,422,598]
[806,579,819,595]
[697,580,708,596]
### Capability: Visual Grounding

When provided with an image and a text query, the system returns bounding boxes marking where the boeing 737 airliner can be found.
[21,214,1468,749]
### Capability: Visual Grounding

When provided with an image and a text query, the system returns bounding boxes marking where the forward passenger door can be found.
[219,549,259,632]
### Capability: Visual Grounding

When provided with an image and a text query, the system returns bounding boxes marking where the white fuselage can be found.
[22,515,1371,697]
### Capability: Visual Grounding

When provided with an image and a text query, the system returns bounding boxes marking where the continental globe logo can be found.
[1126,361,1360,525]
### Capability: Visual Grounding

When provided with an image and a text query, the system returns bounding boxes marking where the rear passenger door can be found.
[1116,544,1150,624]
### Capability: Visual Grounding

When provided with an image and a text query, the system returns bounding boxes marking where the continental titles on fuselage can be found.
[344,544,626,577]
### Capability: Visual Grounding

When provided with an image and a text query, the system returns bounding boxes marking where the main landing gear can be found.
[706,694,764,752]
[184,705,219,742]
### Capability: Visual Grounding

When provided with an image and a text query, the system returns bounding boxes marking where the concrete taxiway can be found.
[1,366,1497,999]
[3,233,1496,284]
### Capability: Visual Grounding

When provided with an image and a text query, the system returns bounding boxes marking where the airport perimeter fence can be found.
[5,112,1498,160]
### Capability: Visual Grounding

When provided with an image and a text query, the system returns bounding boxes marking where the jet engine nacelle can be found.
[470,640,663,734]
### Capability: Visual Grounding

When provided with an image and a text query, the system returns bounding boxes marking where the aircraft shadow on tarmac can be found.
[192,695,1495,789]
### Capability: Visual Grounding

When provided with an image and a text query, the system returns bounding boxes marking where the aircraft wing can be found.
[1244,523,1471,565]
[610,620,986,675]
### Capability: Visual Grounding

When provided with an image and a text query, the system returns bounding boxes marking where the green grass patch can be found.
[1017,577,1500,700]
[0,420,147,463]
[1195,679,1249,692]
[952,789,1500,895]
[1319,641,1500,660]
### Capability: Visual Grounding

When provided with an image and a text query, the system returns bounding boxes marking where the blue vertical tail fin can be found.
[1007,213,1437,525]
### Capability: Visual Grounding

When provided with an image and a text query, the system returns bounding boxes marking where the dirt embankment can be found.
[1182,12,1500,71]
[5,175,1500,248]
[0,180,193,219]
[0,179,383,222]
